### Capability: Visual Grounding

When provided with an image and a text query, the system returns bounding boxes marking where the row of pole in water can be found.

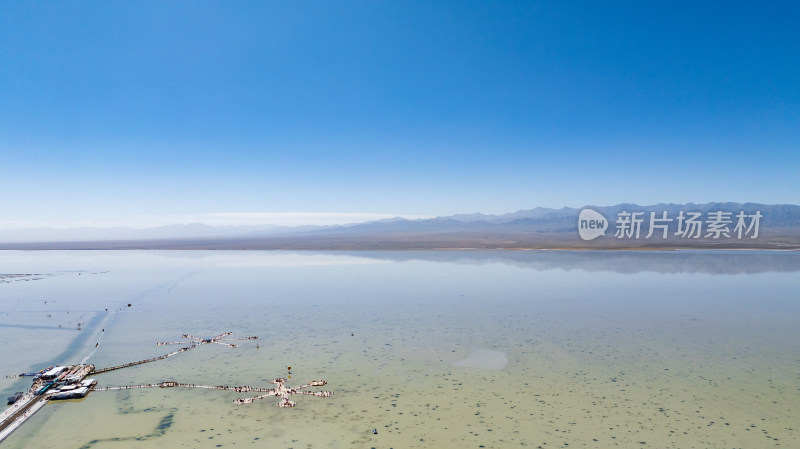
[91,345,197,374]
[93,380,332,395]
[92,380,334,406]
[9,333,332,408]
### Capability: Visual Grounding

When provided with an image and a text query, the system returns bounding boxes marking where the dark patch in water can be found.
[77,410,176,448]
[156,413,174,432]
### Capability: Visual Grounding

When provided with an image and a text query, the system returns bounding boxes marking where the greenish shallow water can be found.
[1,250,799,448]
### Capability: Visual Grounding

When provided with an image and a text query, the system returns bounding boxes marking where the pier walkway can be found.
[0,393,48,442]
[94,381,274,392]
[1,332,265,443]
[91,345,196,374]
[94,379,334,408]
[0,364,94,443]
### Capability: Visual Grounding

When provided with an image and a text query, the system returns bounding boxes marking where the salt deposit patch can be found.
[452,349,508,370]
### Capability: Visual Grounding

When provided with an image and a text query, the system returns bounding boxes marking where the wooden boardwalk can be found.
[1,332,269,442]
[91,345,197,374]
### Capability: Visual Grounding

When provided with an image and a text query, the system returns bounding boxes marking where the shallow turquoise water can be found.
[1,250,799,448]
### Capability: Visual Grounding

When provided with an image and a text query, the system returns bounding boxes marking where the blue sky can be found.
[1,1,798,228]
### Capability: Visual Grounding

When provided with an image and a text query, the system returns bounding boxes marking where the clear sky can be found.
[1,1,798,229]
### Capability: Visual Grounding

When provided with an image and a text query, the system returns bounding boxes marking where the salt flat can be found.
[1,250,798,448]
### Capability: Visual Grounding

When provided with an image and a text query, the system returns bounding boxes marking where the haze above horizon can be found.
[1,1,798,231]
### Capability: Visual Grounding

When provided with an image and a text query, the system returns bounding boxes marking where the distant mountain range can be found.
[1,203,798,250]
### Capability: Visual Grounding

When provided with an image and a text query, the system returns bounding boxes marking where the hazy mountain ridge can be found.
[447,207,580,223]
[1,203,798,249]
[326,202,799,237]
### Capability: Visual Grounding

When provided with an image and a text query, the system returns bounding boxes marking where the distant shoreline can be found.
[3,202,798,251]
[1,239,798,251]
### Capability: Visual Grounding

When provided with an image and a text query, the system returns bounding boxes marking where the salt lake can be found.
[1,250,798,448]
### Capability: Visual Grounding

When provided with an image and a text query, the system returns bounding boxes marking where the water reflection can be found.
[341,250,800,274]
[1,250,798,449]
